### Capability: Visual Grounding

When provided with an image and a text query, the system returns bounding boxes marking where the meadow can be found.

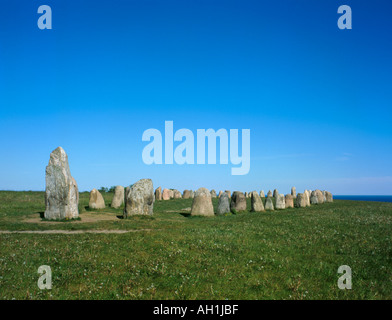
[0,190,391,300]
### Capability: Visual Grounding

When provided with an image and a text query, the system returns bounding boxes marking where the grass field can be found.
[0,190,391,300]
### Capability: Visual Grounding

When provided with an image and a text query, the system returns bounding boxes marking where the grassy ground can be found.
[0,190,391,300]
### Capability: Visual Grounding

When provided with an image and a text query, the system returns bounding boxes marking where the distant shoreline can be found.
[334,195,392,203]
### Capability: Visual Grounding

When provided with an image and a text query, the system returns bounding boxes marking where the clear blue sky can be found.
[0,0,391,195]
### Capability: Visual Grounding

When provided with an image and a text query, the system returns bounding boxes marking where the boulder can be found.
[322,191,327,202]
[267,190,273,198]
[311,190,324,204]
[259,190,265,198]
[230,191,247,212]
[190,190,195,198]
[162,188,171,200]
[216,192,230,215]
[190,187,214,216]
[169,190,174,199]
[285,194,294,208]
[325,191,333,203]
[291,187,296,198]
[251,191,265,212]
[173,189,182,199]
[218,190,223,198]
[111,186,124,208]
[273,189,279,198]
[225,190,231,198]
[124,179,154,217]
[210,189,217,198]
[275,194,286,209]
[265,197,274,211]
[44,147,79,220]
[89,188,105,209]
[154,186,162,201]
[182,190,191,199]
[296,193,307,207]
[304,190,311,207]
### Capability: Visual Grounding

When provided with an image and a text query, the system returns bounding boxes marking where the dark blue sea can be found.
[334,195,392,203]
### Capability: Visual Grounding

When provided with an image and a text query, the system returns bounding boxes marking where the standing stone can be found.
[218,190,223,198]
[275,194,286,209]
[265,198,274,211]
[190,187,214,216]
[173,190,182,199]
[162,188,170,200]
[325,191,333,203]
[251,191,265,212]
[182,190,191,199]
[44,147,79,220]
[296,193,307,207]
[304,190,311,207]
[155,186,162,201]
[267,190,273,198]
[259,190,265,198]
[244,192,248,198]
[190,190,195,198]
[210,190,217,198]
[322,191,327,202]
[124,179,154,217]
[273,189,279,198]
[311,190,324,204]
[169,190,174,199]
[89,188,106,209]
[285,194,294,208]
[216,192,230,215]
[225,190,231,198]
[291,187,296,198]
[111,186,124,208]
[230,191,247,212]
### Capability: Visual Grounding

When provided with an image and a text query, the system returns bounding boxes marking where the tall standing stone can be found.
[267,190,273,198]
[210,190,217,198]
[218,190,223,198]
[285,194,294,208]
[162,188,170,200]
[190,187,214,216]
[44,147,79,220]
[169,190,174,199]
[225,190,231,198]
[111,186,125,208]
[304,190,311,207]
[265,198,274,211]
[259,190,265,198]
[275,194,286,209]
[251,191,265,212]
[230,191,247,212]
[325,191,333,203]
[89,188,106,209]
[182,190,191,199]
[155,186,162,201]
[291,187,296,198]
[216,192,230,215]
[296,193,307,207]
[273,189,279,198]
[124,179,154,217]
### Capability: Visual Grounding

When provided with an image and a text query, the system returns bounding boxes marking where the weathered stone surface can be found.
[44,147,79,220]
[173,190,182,199]
[89,188,105,209]
[216,192,230,215]
[124,179,154,217]
[296,193,307,207]
[154,186,162,201]
[322,191,327,202]
[259,190,265,198]
[265,197,274,210]
[169,190,174,199]
[210,190,217,198]
[111,186,124,208]
[162,188,170,200]
[225,190,231,198]
[182,190,191,199]
[267,190,273,198]
[218,190,223,198]
[230,191,247,212]
[190,187,214,216]
[285,194,294,208]
[291,187,296,198]
[304,190,311,207]
[311,190,324,205]
[190,190,195,198]
[251,191,265,212]
[245,192,248,198]
[325,191,333,203]
[275,194,286,209]
[273,189,279,198]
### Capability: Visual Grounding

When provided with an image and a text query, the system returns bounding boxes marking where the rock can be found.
[89,188,105,209]
[295,193,307,207]
[244,192,248,198]
[111,186,124,208]
[190,190,195,198]
[216,192,230,215]
[210,190,217,198]
[225,190,231,198]
[182,190,191,199]
[325,191,333,203]
[124,179,154,217]
[155,187,162,201]
[273,189,279,198]
[322,191,327,202]
[259,190,265,198]
[285,194,294,208]
[173,190,182,199]
[44,147,79,220]
[291,187,296,198]
[230,191,247,212]
[267,190,273,198]
[265,198,274,210]
[162,188,170,200]
[304,190,311,207]
[275,194,286,209]
[169,190,174,199]
[311,190,324,204]
[218,191,223,198]
[190,187,214,216]
[251,191,265,212]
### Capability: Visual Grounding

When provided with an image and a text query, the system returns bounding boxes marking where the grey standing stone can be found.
[89,188,106,209]
[124,179,154,217]
[44,147,79,220]
[296,193,307,207]
[216,192,230,215]
[230,191,247,212]
[291,187,296,198]
[265,198,274,211]
[182,190,191,199]
[251,191,265,212]
[275,194,286,209]
[225,190,231,198]
[218,190,223,198]
[190,187,214,216]
[273,189,279,198]
[111,186,124,208]
[210,190,217,198]
[285,194,294,208]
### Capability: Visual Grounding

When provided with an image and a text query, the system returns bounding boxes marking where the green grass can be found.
[0,190,391,299]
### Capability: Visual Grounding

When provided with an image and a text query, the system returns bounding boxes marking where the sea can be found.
[334,195,392,203]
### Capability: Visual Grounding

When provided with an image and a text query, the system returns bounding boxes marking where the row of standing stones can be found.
[44,147,333,220]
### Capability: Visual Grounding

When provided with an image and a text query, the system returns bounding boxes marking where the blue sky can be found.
[0,0,391,194]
